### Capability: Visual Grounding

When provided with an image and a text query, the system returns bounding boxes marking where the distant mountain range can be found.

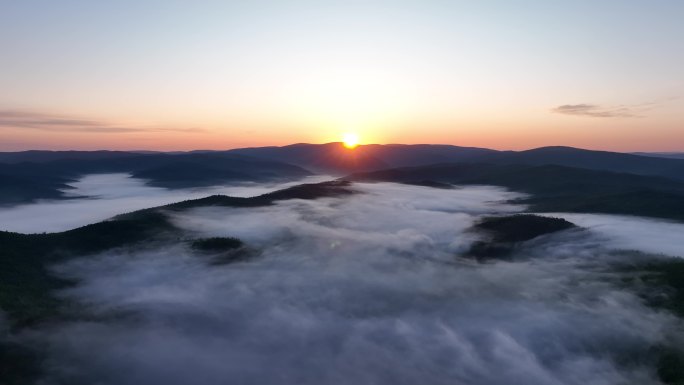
[227,143,684,181]
[632,152,684,160]
[2,143,684,207]
[226,143,500,173]
[0,152,311,203]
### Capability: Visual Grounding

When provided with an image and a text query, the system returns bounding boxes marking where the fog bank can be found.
[545,213,684,258]
[28,183,682,385]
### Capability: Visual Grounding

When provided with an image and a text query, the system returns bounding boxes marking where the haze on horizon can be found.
[1,0,682,152]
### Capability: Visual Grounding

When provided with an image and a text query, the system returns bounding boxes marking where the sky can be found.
[0,0,682,151]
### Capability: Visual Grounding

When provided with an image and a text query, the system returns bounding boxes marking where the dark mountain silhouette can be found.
[3,144,684,179]
[2,143,684,204]
[0,153,311,203]
[0,150,138,164]
[129,155,310,187]
[226,144,684,180]
[0,174,72,205]
[477,146,684,181]
[632,152,684,160]
[226,142,498,173]
[131,162,250,188]
[359,144,500,167]
[226,143,390,173]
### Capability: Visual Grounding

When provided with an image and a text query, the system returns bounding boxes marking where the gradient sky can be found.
[1,0,682,151]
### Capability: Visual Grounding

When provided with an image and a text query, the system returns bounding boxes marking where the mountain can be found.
[345,163,684,221]
[3,144,684,205]
[353,144,501,167]
[226,143,390,173]
[0,153,311,204]
[131,162,250,188]
[226,143,499,173]
[129,154,311,188]
[477,146,684,181]
[0,150,138,164]
[633,152,684,160]
[227,144,684,180]
[0,174,72,205]
[4,144,684,180]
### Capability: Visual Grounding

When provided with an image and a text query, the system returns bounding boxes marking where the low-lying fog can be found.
[543,213,684,257]
[0,173,331,233]
[26,182,684,385]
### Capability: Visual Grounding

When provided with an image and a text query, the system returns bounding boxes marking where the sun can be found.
[342,132,360,149]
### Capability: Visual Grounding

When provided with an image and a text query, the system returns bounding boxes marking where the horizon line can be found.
[0,143,683,154]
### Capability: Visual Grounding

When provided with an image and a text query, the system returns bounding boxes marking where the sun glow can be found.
[342,133,360,149]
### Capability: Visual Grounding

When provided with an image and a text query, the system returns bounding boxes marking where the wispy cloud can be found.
[0,110,205,133]
[551,103,647,118]
[550,97,681,118]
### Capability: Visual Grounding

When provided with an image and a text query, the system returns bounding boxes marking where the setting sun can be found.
[342,133,360,149]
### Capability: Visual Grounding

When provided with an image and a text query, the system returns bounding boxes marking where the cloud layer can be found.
[19,182,683,385]
[543,213,684,257]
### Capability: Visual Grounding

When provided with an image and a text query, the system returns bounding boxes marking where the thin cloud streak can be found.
[0,110,206,133]
[550,98,680,119]
[551,104,643,118]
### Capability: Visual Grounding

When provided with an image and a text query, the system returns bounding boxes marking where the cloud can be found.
[0,109,205,133]
[540,213,684,257]
[13,181,683,384]
[551,103,645,118]
[552,97,680,118]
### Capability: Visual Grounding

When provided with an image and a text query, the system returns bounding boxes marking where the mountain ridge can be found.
[2,143,684,205]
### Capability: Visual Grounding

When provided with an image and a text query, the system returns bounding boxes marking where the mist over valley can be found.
[2,145,684,384]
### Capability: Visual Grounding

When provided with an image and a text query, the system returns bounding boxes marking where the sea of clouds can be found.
[15,182,683,385]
